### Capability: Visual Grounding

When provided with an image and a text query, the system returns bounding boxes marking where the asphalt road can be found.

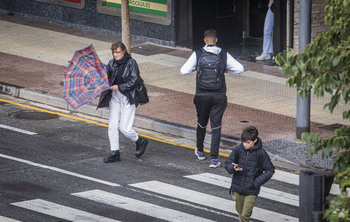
[0,94,300,222]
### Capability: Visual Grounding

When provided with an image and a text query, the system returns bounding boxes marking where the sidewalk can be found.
[0,13,345,170]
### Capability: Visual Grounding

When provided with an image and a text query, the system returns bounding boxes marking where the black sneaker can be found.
[103,150,120,163]
[135,137,148,157]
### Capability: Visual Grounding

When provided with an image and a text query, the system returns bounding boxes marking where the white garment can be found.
[180,45,244,75]
[262,8,274,54]
[108,90,139,151]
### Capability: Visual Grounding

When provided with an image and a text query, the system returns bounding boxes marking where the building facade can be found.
[0,0,329,55]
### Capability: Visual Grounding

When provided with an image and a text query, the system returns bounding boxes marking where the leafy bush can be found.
[275,0,349,220]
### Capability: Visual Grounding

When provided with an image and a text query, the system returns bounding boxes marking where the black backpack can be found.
[195,48,226,90]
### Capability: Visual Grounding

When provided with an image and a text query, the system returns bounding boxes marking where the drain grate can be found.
[319,123,345,131]
[9,110,59,120]
[131,44,175,56]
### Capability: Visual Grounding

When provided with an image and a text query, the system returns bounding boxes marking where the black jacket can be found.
[97,57,141,109]
[224,138,275,196]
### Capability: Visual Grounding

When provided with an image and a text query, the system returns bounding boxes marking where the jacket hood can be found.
[239,137,263,153]
[203,45,222,55]
[252,137,263,151]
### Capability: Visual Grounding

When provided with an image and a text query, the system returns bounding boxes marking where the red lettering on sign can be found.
[63,0,81,3]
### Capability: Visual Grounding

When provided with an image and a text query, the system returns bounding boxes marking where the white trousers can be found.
[263,8,274,54]
[108,90,139,151]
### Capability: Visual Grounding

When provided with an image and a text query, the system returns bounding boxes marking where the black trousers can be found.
[194,94,227,159]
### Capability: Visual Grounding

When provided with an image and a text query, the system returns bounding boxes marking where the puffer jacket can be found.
[97,57,140,109]
[224,138,275,196]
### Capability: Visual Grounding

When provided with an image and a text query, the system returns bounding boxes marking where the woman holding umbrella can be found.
[98,42,148,163]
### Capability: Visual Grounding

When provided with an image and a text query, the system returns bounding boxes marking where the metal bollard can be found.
[299,170,335,222]
[312,211,324,222]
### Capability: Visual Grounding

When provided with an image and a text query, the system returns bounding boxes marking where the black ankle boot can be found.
[135,137,148,157]
[104,150,120,163]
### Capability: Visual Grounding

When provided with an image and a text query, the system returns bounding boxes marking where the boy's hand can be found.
[232,162,243,171]
[234,165,243,171]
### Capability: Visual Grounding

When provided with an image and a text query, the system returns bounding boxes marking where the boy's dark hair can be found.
[241,126,259,142]
[204,29,217,40]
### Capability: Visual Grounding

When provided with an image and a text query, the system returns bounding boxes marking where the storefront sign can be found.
[102,0,167,17]
[97,0,172,26]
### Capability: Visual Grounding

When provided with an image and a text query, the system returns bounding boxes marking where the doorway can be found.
[176,0,286,60]
[248,0,269,38]
[191,0,245,49]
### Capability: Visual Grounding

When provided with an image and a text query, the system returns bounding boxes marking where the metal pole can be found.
[289,0,294,49]
[121,0,131,55]
[300,170,314,222]
[296,0,311,139]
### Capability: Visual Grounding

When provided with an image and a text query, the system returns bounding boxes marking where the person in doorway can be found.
[224,126,275,221]
[256,0,275,60]
[180,29,244,168]
[97,42,148,163]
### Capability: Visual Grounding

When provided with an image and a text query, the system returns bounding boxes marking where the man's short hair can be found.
[204,29,217,41]
[241,126,259,142]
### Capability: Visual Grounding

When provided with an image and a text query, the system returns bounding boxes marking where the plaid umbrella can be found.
[63,44,109,110]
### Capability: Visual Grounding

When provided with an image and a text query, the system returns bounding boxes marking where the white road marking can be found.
[72,189,215,222]
[184,173,299,207]
[0,153,120,187]
[0,124,37,135]
[0,216,22,222]
[272,169,299,185]
[264,170,345,196]
[130,181,299,222]
[11,199,119,222]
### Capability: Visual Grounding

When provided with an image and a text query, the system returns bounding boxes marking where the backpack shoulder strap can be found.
[257,148,263,173]
[195,49,204,66]
[219,49,227,67]
[234,146,239,164]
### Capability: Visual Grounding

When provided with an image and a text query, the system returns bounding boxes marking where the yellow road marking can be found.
[0,98,229,157]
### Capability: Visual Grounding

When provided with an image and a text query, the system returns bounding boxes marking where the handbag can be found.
[136,77,149,105]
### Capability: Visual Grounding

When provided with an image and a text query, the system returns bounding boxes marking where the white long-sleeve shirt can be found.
[180,45,244,75]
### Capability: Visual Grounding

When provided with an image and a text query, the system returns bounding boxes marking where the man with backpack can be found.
[180,29,244,168]
[225,126,275,221]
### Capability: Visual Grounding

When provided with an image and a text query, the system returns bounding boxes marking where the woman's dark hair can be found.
[241,126,259,142]
[111,42,128,54]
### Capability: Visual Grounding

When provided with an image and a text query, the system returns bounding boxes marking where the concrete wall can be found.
[293,0,330,53]
[0,0,177,46]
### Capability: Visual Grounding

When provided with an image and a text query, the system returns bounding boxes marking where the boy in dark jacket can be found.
[224,126,275,222]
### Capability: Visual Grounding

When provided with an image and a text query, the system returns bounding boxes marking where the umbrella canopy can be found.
[63,44,109,110]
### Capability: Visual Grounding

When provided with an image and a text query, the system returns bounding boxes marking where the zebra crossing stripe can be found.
[11,199,119,222]
[0,124,37,135]
[72,189,215,222]
[129,181,299,222]
[0,153,120,187]
[184,173,299,207]
[0,216,22,222]
[257,169,344,196]
[272,170,299,185]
